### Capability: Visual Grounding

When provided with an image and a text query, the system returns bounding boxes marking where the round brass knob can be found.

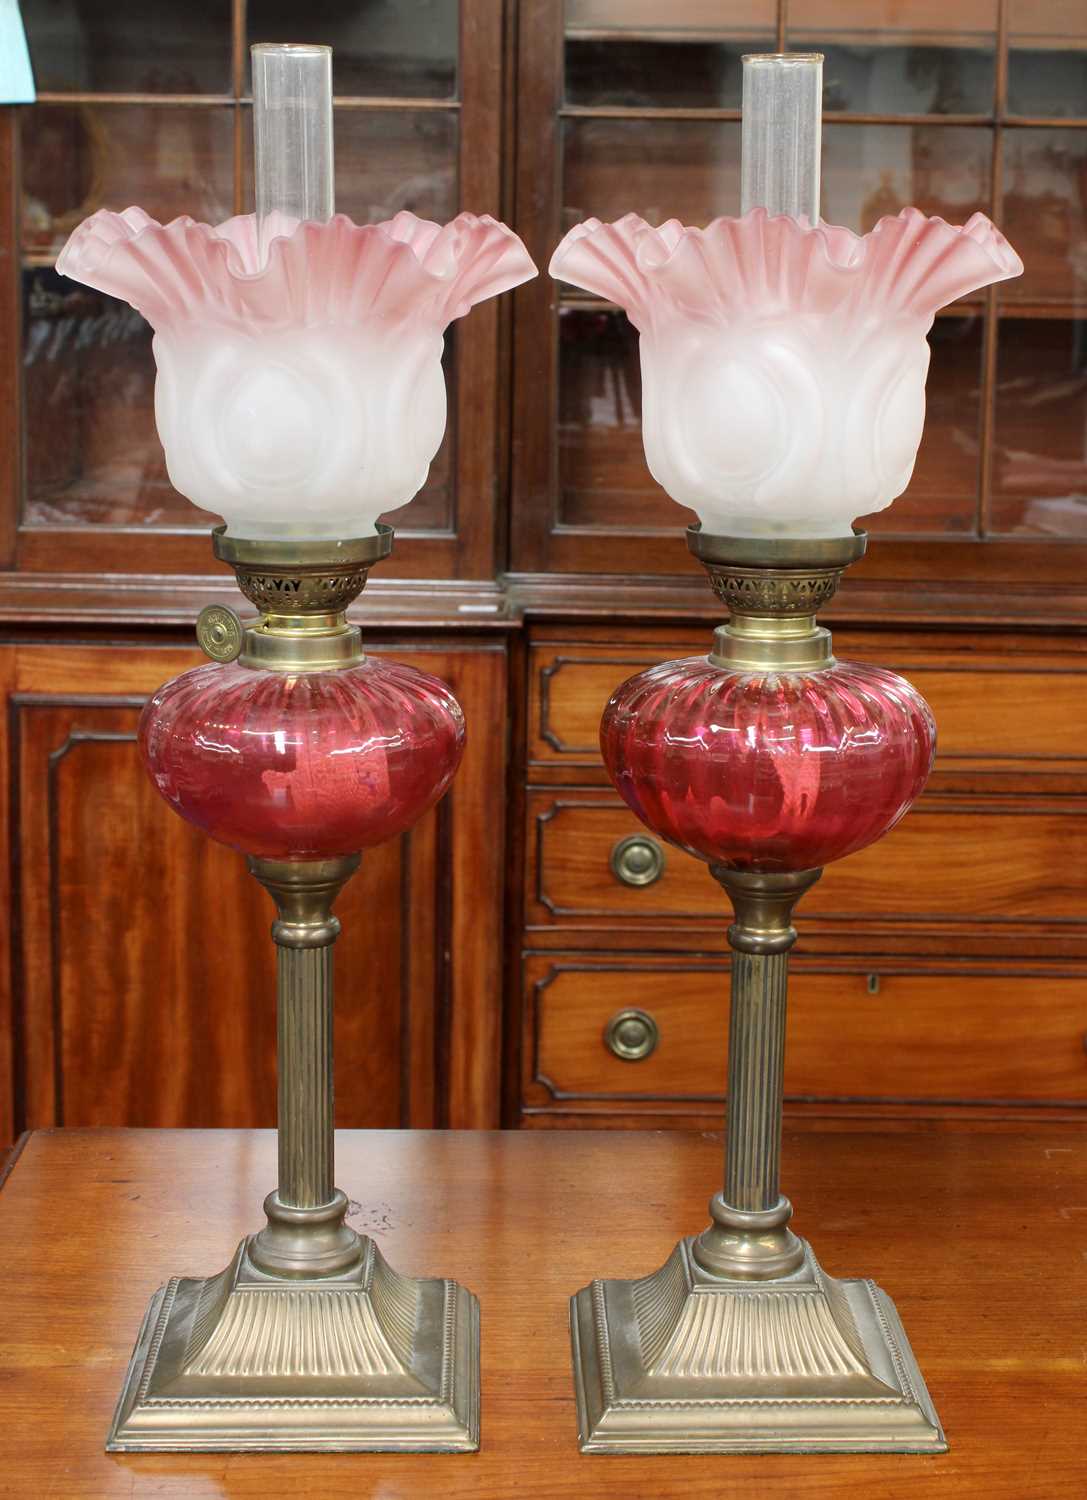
[196,604,244,663]
[604,1008,660,1062]
[610,833,665,887]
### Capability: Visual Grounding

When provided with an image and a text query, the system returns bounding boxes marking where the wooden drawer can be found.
[528,637,1087,783]
[522,956,1087,1120]
[527,790,1087,948]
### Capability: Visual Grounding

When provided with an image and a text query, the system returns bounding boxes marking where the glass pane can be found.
[558,308,675,530]
[557,308,982,536]
[787,0,996,115]
[822,123,991,271]
[23,271,190,527]
[562,120,989,252]
[1001,129,1087,310]
[21,0,231,95]
[381,332,455,533]
[246,0,458,100]
[564,0,775,109]
[1008,0,1087,119]
[991,317,1087,537]
[242,105,458,225]
[22,272,455,533]
[21,104,234,261]
[562,118,741,240]
[866,314,983,536]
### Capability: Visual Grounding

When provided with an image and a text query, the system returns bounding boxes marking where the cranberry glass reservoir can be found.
[139,657,465,860]
[601,657,935,873]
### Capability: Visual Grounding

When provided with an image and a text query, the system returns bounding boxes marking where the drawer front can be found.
[528,791,1087,934]
[529,643,1087,778]
[524,957,1087,1114]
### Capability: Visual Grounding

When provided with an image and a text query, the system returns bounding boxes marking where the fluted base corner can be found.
[107,1236,479,1453]
[570,1238,945,1454]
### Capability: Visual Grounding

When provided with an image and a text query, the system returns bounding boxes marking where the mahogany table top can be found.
[1,1124,1085,1498]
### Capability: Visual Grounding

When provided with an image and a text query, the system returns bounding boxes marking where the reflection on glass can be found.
[22,272,454,533]
[242,106,457,228]
[383,333,455,533]
[562,118,740,236]
[22,272,186,527]
[21,105,233,259]
[247,0,458,99]
[823,124,990,237]
[1008,0,1087,118]
[557,308,982,536]
[1001,129,1087,308]
[562,119,989,249]
[564,0,775,109]
[787,0,996,115]
[992,318,1087,537]
[558,307,672,530]
[21,0,231,94]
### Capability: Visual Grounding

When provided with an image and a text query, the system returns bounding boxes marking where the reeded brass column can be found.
[693,867,821,1280]
[569,528,945,1453]
[247,855,363,1277]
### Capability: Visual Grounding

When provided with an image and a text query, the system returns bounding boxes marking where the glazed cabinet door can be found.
[0,636,506,1142]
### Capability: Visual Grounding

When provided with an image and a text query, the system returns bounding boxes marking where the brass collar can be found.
[196,524,394,672]
[687,525,867,673]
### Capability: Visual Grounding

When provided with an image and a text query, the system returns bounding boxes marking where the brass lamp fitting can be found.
[195,523,394,673]
[687,524,867,673]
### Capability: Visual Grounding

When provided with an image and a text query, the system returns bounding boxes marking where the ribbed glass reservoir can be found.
[601,657,935,873]
[139,657,465,859]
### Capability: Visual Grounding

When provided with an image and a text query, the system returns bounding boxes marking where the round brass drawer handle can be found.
[604,1008,660,1062]
[610,833,666,887]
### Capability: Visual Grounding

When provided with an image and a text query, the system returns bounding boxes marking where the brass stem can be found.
[276,942,335,1207]
[693,867,822,1280]
[248,855,363,1277]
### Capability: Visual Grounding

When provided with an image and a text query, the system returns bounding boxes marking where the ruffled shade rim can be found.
[551,205,1023,284]
[549,205,1023,329]
[56,206,538,332]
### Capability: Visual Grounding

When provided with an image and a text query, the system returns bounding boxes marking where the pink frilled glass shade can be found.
[56,208,537,540]
[139,657,465,860]
[601,658,936,873]
[549,208,1022,538]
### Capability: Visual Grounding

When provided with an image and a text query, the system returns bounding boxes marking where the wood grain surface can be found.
[1,1125,1085,1497]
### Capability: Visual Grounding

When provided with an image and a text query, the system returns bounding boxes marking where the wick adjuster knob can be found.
[196,604,245,663]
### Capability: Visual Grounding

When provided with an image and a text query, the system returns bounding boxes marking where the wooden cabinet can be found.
[511,0,1087,601]
[3,2,1087,1138]
[512,621,1087,1126]
[523,958,1087,1120]
[0,634,508,1143]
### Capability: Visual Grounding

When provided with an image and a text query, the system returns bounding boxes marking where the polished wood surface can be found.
[2,1125,1085,1496]
[528,791,1087,939]
[0,637,508,1142]
[524,957,1087,1117]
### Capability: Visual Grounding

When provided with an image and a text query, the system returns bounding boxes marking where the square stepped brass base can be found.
[571,1237,946,1454]
[108,1235,479,1452]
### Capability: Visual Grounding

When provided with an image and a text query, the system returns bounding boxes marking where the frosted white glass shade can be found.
[56,208,537,539]
[550,208,1023,539]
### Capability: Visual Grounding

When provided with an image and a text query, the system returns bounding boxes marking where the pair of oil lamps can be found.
[57,47,1021,1454]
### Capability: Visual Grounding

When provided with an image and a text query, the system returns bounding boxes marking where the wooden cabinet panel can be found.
[16,700,412,1130]
[523,957,1087,1119]
[529,639,1087,778]
[528,790,1087,939]
[1,636,508,1141]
